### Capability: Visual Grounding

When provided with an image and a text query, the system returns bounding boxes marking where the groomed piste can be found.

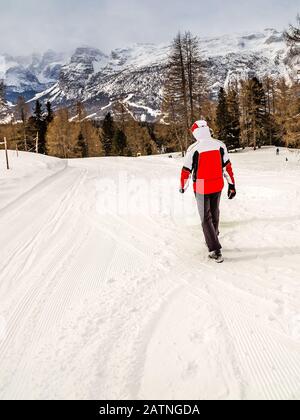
[0,148,299,400]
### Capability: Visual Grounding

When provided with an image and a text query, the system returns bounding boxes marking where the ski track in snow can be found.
[0,148,299,400]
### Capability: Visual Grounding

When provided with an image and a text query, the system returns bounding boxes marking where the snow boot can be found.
[209,250,224,264]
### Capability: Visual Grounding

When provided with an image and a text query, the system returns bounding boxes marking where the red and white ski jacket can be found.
[180,121,235,195]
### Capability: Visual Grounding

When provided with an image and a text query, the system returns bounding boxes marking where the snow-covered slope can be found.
[0,148,299,400]
[1,28,299,121]
[0,151,66,210]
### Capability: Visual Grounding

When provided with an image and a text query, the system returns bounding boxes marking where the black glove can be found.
[228,184,236,200]
[179,188,185,194]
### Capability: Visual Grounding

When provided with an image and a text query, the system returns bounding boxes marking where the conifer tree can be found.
[250,77,269,148]
[46,101,54,124]
[240,77,269,149]
[33,100,47,154]
[240,80,251,147]
[78,132,88,158]
[101,112,115,156]
[216,88,230,144]
[162,31,206,153]
[75,102,89,157]
[34,100,43,122]
[0,80,5,103]
[112,128,127,156]
[262,76,279,145]
[226,84,241,149]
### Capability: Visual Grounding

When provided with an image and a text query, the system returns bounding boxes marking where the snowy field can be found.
[0,147,299,400]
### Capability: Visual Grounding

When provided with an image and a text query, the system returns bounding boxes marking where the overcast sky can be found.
[0,0,299,55]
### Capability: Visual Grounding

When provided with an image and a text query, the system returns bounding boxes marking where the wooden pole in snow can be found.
[16,144,19,157]
[35,132,39,154]
[24,135,28,152]
[4,137,9,170]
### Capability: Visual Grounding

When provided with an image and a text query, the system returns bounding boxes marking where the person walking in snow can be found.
[179,120,236,263]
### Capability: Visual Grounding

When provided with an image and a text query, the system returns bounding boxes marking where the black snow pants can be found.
[195,192,222,253]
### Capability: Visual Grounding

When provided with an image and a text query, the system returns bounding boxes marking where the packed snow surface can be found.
[0,147,299,400]
[0,151,66,210]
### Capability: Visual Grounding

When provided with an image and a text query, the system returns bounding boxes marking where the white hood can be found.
[192,120,212,141]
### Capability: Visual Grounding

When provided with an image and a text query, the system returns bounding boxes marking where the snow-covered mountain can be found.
[2,50,68,103]
[29,43,169,121]
[1,28,299,122]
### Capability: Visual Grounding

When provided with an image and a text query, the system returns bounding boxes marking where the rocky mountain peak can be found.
[1,29,299,123]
